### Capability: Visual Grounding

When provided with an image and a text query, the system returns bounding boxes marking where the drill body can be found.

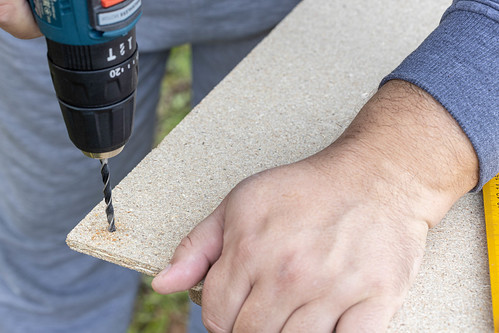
[29,0,142,158]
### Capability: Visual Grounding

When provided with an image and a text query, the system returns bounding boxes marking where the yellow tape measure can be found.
[484,173,499,331]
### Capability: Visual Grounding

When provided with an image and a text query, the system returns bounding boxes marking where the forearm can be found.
[380,0,499,190]
[314,80,479,228]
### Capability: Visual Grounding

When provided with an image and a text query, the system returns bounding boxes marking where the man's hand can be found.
[0,0,41,39]
[152,80,479,332]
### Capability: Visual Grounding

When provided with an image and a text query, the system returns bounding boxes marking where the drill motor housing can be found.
[29,0,142,158]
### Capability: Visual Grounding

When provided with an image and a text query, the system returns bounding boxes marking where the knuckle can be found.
[361,246,421,297]
[363,268,408,297]
[274,252,308,289]
[233,318,262,332]
[202,312,231,333]
[177,234,194,251]
[278,262,302,286]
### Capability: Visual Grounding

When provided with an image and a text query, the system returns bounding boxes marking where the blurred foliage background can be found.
[154,45,193,147]
[128,44,193,333]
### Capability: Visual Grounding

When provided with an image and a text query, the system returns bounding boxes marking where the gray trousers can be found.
[0,1,299,332]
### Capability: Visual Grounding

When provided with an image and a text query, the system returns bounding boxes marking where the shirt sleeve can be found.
[380,0,499,191]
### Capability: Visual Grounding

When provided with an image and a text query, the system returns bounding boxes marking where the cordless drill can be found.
[29,0,142,231]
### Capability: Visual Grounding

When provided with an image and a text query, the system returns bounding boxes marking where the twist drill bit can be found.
[100,159,116,232]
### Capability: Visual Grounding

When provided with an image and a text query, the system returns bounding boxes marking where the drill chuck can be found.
[47,28,139,159]
[29,0,142,159]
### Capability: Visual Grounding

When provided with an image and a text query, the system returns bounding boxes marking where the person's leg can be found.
[0,29,169,332]
[191,32,268,107]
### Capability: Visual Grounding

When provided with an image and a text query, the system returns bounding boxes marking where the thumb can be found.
[152,200,226,294]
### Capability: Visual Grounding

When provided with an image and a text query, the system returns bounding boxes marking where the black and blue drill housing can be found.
[29,0,142,158]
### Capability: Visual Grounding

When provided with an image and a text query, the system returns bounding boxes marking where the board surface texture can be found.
[67,0,493,330]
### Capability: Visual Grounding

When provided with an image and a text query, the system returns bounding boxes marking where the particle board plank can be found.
[66,0,494,330]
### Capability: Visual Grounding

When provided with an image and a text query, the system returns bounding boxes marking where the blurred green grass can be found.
[128,277,190,333]
[154,45,193,147]
[128,44,192,333]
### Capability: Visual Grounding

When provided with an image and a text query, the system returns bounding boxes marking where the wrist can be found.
[312,80,478,228]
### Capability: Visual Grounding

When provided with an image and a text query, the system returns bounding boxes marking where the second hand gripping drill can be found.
[29,0,142,231]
